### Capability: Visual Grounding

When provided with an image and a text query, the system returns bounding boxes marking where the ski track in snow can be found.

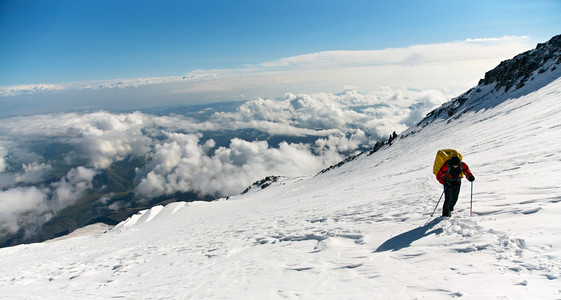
[1,79,561,298]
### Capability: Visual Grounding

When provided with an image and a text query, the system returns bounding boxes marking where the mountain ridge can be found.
[418,34,561,128]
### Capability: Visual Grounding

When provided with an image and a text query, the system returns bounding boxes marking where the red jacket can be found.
[436,161,474,185]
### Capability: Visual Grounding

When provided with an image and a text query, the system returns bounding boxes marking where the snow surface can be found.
[1,77,561,299]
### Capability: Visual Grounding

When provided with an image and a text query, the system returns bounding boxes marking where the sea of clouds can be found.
[0,88,450,237]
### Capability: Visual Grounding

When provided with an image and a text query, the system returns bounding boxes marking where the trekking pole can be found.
[430,187,446,217]
[470,182,473,217]
[425,187,446,225]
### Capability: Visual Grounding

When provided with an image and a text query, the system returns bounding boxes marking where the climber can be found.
[436,155,475,217]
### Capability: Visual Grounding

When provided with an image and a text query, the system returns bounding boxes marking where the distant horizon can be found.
[1,0,560,116]
[0,36,548,117]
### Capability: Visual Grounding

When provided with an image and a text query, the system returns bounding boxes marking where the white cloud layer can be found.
[134,134,336,199]
[0,167,97,238]
[0,36,533,117]
[261,36,531,68]
[0,146,7,172]
[0,87,452,236]
[15,162,52,184]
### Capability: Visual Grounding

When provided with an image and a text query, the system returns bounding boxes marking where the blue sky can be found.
[0,0,560,115]
[2,0,560,85]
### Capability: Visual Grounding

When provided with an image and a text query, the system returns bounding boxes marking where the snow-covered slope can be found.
[1,55,561,299]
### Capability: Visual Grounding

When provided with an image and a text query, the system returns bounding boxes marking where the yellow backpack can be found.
[432,149,463,175]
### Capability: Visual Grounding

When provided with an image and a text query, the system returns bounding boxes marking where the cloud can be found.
[0,88,449,173]
[314,129,369,154]
[204,36,534,92]
[0,186,49,236]
[134,134,337,199]
[262,36,530,68]
[0,74,218,97]
[0,167,97,238]
[0,146,7,172]
[0,87,451,236]
[205,89,451,139]
[15,162,52,184]
[51,166,98,208]
[0,84,66,97]
[0,111,153,169]
[65,112,153,168]
[0,36,534,117]
[128,88,450,199]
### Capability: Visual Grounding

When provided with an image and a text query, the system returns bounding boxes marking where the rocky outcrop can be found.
[480,35,561,92]
[417,34,561,127]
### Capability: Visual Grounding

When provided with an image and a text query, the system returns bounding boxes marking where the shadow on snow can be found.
[374,218,445,252]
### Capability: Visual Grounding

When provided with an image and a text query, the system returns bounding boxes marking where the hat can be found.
[450,156,461,166]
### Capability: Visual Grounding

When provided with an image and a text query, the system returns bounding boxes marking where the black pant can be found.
[443,184,461,216]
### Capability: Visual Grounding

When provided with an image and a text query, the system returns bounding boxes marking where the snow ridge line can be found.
[111,201,187,231]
